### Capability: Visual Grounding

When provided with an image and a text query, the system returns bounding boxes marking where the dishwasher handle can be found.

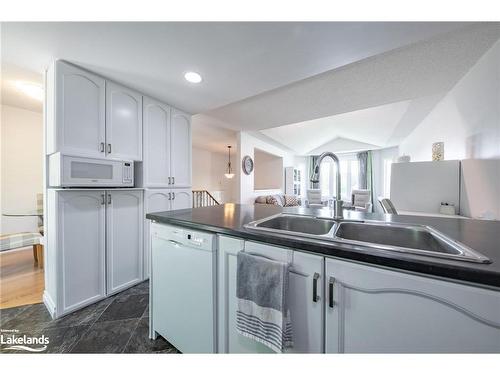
[168,239,183,247]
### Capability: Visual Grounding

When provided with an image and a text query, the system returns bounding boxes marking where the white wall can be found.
[371,146,399,213]
[237,131,295,204]
[1,105,43,234]
[254,148,283,190]
[192,147,237,203]
[399,39,500,161]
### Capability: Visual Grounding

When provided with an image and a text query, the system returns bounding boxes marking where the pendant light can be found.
[224,145,235,179]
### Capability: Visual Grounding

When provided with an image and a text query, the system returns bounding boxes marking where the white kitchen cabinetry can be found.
[170,188,192,210]
[46,189,143,317]
[48,190,106,316]
[47,61,106,158]
[106,82,143,161]
[325,257,500,353]
[217,236,324,353]
[170,108,192,188]
[142,97,171,186]
[106,190,144,294]
[140,98,191,188]
[47,61,143,161]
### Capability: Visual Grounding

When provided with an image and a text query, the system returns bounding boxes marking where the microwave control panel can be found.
[123,162,134,183]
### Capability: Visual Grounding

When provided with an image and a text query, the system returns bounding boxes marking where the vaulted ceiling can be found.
[2,22,499,155]
[2,21,467,114]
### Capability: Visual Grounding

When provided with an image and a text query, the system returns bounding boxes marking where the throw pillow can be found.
[255,196,267,204]
[266,195,284,206]
[284,195,299,207]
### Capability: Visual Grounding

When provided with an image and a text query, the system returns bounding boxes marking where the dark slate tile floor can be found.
[0,281,180,354]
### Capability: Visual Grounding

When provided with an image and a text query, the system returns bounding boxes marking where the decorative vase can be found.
[432,142,444,161]
[397,155,411,163]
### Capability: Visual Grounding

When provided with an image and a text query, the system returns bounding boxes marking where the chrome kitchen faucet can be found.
[310,151,343,219]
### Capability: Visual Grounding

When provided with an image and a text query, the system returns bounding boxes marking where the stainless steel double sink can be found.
[244,213,490,264]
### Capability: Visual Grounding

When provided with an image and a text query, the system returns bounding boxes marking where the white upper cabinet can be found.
[106,82,143,161]
[49,61,106,158]
[170,108,192,188]
[143,97,171,186]
[106,190,144,294]
[325,257,500,353]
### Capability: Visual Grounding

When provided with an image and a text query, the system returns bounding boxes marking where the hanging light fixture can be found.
[224,145,235,179]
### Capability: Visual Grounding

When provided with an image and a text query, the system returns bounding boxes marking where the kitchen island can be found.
[146,204,500,353]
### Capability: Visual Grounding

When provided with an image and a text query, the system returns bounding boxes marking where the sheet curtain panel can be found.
[357,151,374,212]
[308,155,320,189]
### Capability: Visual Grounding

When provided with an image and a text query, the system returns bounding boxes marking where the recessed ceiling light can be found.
[184,71,202,84]
[14,81,44,101]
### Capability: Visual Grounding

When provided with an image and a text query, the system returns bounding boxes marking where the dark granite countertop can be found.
[147,204,500,289]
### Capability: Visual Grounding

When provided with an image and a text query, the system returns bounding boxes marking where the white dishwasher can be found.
[150,222,216,353]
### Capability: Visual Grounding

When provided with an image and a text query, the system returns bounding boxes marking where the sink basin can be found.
[334,221,490,263]
[253,214,335,236]
[244,214,491,264]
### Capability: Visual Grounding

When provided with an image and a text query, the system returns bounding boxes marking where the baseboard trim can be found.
[43,290,56,319]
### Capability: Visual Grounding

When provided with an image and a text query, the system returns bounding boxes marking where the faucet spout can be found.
[310,151,343,219]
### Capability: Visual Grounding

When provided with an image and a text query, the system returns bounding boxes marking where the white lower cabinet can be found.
[47,189,143,317]
[217,236,324,353]
[106,190,143,294]
[217,236,500,353]
[170,189,192,210]
[325,257,500,353]
[55,190,106,314]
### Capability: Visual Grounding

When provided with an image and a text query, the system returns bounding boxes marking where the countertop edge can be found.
[147,213,500,290]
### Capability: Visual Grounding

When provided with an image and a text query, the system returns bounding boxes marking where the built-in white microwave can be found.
[49,153,134,187]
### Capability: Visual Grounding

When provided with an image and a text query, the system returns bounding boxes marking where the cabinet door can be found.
[143,189,172,279]
[106,82,143,161]
[58,190,106,314]
[325,258,500,353]
[143,97,171,187]
[106,190,143,294]
[55,61,106,158]
[218,237,324,353]
[171,189,192,211]
[170,108,191,187]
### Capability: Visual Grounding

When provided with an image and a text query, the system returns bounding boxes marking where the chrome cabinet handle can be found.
[329,277,335,308]
[101,194,105,205]
[313,272,320,303]
[168,177,171,185]
[100,142,105,152]
[107,144,112,154]
[168,192,172,200]
[107,193,112,205]
[172,176,175,185]
[172,192,175,200]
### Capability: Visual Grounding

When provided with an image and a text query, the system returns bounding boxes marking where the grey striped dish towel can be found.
[236,251,293,353]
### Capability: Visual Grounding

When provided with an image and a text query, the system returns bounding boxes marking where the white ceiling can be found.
[261,100,412,154]
[1,22,468,114]
[202,23,500,131]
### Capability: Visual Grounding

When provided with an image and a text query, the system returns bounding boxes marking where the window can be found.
[383,159,393,198]
[318,155,360,201]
